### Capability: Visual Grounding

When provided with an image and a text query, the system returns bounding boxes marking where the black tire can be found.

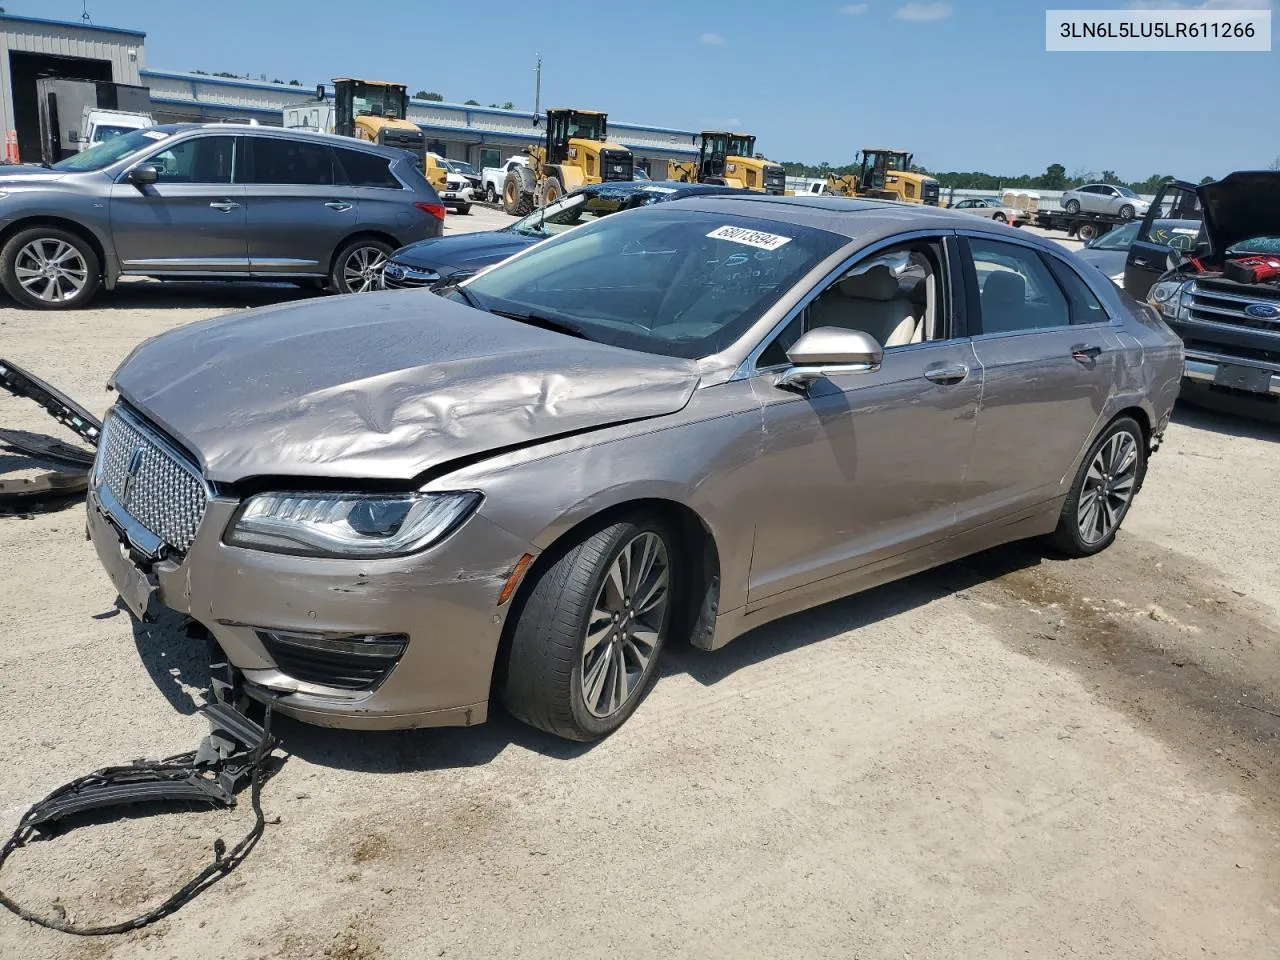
[1049,416,1147,558]
[1064,198,1081,214]
[485,184,498,204]
[503,167,535,217]
[1118,204,1135,220]
[0,226,101,310]
[992,212,1007,223]
[536,170,564,208]
[502,515,677,741]
[456,202,472,215]
[1077,222,1100,242]
[328,237,393,295]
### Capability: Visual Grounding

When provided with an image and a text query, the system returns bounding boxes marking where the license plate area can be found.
[1213,363,1273,393]
[90,509,157,621]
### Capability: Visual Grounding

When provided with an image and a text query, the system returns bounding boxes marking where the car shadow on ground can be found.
[84,280,322,312]
[1174,392,1280,439]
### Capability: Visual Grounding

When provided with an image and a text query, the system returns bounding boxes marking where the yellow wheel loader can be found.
[668,132,786,195]
[502,108,634,216]
[331,78,447,192]
[824,149,939,204]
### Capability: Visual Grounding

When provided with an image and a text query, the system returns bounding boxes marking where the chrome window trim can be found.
[732,229,957,379]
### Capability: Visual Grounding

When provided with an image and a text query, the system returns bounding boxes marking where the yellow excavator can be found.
[667,132,786,195]
[331,78,447,192]
[502,108,634,216]
[822,148,939,205]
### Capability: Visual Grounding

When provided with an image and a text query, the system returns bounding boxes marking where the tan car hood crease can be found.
[110,292,702,485]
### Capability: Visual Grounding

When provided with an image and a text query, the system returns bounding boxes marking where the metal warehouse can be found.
[1,13,700,175]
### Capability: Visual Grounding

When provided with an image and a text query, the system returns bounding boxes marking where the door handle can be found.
[324,201,353,212]
[208,200,240,213]
[1072,344,1102,363]
[923,363,969,385]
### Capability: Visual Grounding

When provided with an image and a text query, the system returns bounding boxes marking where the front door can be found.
[961,234,1125,525]
[243,136,355,277]
[745,238,982,606]
[1124,180,1202,300]
[109,134,248,275]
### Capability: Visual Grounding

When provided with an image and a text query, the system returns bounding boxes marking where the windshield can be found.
[466,206,846,359]
[449,160,476,175]
[1089,221,1139,250]
[92,125,141,143]
[727,136,755,157]
[52,127,171,172]
[351,84,405,120]
[1228,236,1280,256]
[567,113,605,141]
[1114,185,1138,198]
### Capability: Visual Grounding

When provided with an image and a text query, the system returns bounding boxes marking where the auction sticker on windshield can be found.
[707,225,793,251]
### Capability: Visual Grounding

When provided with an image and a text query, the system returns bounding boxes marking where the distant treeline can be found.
[779,160,1215,193]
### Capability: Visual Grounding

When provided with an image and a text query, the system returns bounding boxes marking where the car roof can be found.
[168,122,414,160]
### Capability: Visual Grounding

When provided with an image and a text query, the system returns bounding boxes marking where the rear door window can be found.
[334,148,402,188]
[968,237,1071,334]
[247,137,337,185]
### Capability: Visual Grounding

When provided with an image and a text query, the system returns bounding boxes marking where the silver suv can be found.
[0,123,445,309]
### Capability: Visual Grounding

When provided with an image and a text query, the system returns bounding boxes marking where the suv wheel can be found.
[502,516,676,741]
[0,227,101,310]
[330,238,392,294]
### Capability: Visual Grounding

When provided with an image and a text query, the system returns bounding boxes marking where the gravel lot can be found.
[2,212,1279,960]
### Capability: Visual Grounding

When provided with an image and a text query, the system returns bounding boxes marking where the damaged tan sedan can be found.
[88,196,1183,740]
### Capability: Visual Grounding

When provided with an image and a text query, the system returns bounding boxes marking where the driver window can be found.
[757,243,944,369]
[146,135,237,184]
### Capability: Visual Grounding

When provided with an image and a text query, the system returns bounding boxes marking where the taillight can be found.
[416,201,447,221]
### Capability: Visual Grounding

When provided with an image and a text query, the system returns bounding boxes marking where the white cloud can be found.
[699,32,727,45]
[895,1,951,20]
[839,3,870,13]
[1128,0,1270,8]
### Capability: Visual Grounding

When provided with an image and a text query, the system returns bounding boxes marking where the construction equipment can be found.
[823,148,940,205]
[502,108,633,216]
[668,132,786,195]
[283,80,447,192]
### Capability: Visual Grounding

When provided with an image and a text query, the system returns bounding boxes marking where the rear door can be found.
[960,233,1126,526]
[1123,180,1202,299]
[243,135,354,277]
[332,145,431,246]
[109,133,248,274]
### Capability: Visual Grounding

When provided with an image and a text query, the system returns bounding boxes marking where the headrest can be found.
[838,265,899,301]
[982,270,1025,303]
[905,276,927,303]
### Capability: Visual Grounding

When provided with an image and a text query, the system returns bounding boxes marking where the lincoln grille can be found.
[96,407,209,553]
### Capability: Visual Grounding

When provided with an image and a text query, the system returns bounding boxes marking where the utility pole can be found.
[533,55,542,126]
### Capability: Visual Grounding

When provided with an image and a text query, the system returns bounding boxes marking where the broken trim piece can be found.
[0,358,103,448]
[0,703,281,936]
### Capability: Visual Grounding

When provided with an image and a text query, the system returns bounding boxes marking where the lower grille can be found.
[257,630,407,692]
[601,150,633,182]
[764,167,786,196]
[95,407,209,553]
[923,181,940,205]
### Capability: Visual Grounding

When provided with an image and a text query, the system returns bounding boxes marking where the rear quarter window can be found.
[334,148,403,188]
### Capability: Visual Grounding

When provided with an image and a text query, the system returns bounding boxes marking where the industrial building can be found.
[1,13,700,174]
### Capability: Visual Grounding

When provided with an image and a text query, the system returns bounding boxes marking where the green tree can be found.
[415,90,444,101]
[1199,175,1214,185]
[501,101,515,110]
[1037,163,1067,190]
[289,79,302,86]
[1101,170,1121,184]
[464,99,481,105]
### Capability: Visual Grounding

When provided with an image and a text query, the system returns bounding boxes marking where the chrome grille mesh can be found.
[97,409,208,552]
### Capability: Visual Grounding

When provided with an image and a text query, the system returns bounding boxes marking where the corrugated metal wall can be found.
[0,16,146,151]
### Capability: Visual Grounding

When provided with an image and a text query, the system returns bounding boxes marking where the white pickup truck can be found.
[481,156,529,204]
[78,107,153,149]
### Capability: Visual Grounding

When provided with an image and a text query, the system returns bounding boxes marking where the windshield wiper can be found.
[451,283,482,309]
[489,308,589,340]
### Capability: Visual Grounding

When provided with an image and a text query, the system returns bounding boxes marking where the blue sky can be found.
[15,0,1279,180]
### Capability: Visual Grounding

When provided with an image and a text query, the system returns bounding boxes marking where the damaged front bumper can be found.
[86,484,539,731]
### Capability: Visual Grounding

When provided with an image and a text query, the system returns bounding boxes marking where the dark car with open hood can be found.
[380,179,746,291]
[1127,171,1280,400]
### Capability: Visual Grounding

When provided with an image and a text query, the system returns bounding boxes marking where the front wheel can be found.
[502,517,676,741]
[456,203,472,215]
[0,226,101,309]
[329,238,392,295]
[1118,204,1135,220]
[1064,198,1081,214]
[485,184,498,203]
[1049,416,1146,558]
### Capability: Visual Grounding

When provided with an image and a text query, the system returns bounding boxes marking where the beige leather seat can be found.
[809,265,918,347]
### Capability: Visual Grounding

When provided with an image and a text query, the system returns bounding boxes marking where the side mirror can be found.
[775,327,883,392]
[127,164,159,187]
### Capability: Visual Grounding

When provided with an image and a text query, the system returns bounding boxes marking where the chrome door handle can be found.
[324,201,353,212]
[1072,344,1102,363]
[923,363,969,385]
[208,200,240,212]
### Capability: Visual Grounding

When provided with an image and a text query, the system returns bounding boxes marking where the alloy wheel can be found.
[580,532,670,719]
[1077,430,1139,545]
[342,246,388,293]
[14,238,89,304]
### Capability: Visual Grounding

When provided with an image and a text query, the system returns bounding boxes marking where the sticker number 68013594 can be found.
[706,225,793,251]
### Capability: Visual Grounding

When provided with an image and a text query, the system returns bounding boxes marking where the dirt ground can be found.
[2,214,1279,959]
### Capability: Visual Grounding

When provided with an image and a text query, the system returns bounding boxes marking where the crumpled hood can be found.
[1199,171,1280,254]
[391,231,537,273]
[111,292,701,485]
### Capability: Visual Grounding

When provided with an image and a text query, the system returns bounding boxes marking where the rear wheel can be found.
[992,212,1007,223]
[485,184,498,203]
[456,202,472,215]
[1064,198,1081,214]
[502,516,676,741]
[503,168,535,217]
[0,226,100,310]
[1049,416,1146,558]
[329,238,392,295]
[1077,222,1100,242]
[1119,204,1135,220]
[536,172,564,208]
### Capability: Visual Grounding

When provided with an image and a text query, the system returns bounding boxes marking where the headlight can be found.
[225,491,481,558]
[1147,279,1187,318]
